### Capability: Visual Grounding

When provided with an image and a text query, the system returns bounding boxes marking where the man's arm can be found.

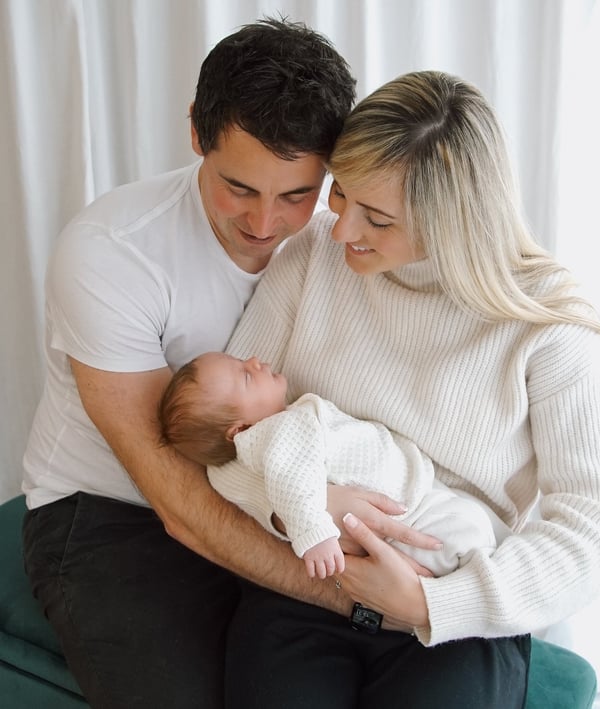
[69,357,352,615]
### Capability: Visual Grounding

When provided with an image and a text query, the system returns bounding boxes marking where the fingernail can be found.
[343,512,357,528]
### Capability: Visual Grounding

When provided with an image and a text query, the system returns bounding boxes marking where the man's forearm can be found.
[149,457,352,616]
[69,359,351,616]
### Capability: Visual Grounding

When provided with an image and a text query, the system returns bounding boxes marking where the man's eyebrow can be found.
[221,174,319,196]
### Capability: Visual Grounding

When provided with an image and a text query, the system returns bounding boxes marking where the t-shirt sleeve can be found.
[46,221,170,372]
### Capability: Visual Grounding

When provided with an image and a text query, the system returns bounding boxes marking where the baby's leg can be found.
[388,486,499,575]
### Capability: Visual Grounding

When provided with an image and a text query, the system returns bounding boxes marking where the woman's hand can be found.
[339,512,431,632]
[327,484,442,558]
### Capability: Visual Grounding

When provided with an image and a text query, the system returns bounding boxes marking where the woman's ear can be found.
[189,102,203,156]
[226,423,250,441]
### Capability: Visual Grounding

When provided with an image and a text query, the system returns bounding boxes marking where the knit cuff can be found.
[290,516,340,558]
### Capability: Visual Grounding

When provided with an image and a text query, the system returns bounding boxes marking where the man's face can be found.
[192,125,326,273]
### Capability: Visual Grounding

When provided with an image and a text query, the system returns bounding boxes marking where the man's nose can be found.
[246,202,279,237]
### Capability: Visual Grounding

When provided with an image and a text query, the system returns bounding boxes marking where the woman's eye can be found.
[330,181,345,199]
[367,215,391,229]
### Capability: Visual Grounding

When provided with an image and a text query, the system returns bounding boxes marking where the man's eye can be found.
[284,194,308,205]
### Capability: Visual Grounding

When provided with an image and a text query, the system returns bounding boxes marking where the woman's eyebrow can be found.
[356,201,397,219]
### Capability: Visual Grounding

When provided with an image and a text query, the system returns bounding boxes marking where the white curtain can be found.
[1,0,599,686]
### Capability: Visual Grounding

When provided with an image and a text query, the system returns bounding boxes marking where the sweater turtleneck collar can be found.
[383,257,440,292]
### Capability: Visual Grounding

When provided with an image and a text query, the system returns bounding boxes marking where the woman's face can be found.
[328,177,425,275]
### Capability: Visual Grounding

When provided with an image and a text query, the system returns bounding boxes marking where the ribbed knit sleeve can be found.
[207,458,285,538]
[417,326,600,646]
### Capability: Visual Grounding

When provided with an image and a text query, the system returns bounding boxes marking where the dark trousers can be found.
[226,581,531,709]
[22,492,240,709]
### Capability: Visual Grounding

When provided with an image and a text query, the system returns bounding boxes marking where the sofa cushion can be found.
[0,495,85,698]
[528,635,597,709]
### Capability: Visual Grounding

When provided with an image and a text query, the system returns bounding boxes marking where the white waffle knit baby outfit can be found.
[208,393,498,576]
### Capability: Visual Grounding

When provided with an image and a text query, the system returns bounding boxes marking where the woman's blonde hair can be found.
[329,70,599,330]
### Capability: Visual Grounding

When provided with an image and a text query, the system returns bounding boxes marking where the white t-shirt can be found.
[23,162,263,508]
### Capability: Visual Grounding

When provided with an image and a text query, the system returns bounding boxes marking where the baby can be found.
[158,352,500,579]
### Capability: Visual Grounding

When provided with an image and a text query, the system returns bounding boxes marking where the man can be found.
[21,17,363,709]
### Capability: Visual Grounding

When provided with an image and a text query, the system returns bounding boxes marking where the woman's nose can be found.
[331,214,353,243]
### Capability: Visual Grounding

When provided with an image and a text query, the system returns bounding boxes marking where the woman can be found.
[224,70,600,708]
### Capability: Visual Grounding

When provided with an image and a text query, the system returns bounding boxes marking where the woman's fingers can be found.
[344,511,442,553]
[379,515,443,550]
[342,512,387,558]
[327,485,406,554]
[342,513,433,577]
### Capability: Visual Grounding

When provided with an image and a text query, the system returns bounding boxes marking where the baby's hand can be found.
[303,537,345,579]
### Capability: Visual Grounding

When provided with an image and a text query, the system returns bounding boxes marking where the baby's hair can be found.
[158,357,238,466]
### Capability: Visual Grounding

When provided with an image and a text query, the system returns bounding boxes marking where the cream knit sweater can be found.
[227,210,600,646]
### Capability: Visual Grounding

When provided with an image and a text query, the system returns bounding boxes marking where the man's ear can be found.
[226,423,250,441]
[189,102,203,156]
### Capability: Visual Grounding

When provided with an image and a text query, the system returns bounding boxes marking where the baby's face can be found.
[197,352,288,425]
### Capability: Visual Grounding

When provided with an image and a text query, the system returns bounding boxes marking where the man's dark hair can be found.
[191,16,356,159]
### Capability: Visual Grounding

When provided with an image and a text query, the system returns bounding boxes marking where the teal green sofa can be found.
[1,495,597,708]
[0,495,88,707]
